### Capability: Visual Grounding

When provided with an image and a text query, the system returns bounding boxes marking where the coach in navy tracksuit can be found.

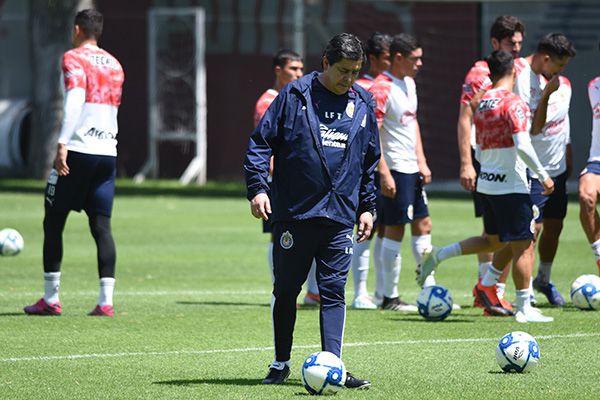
[244,33,380,389]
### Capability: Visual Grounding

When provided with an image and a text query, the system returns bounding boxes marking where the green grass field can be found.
[1,180,599,399]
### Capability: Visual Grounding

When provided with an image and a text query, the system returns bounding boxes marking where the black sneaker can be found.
[381,296,418,312]
[262,365,290,384]
[345,372,370,389]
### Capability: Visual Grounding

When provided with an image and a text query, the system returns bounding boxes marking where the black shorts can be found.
[45,151,116,217]
[529,171,568,222]
[480,193,534,242]
[381,170,429,226]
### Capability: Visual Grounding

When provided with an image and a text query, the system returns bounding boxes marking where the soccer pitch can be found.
[1,181,599,399]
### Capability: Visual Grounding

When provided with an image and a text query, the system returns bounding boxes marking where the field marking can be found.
[2,332,598,363]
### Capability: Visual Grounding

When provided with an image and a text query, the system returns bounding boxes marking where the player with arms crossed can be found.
[418,51,555,323]
[24,9,124,316]
[245,33,379,388]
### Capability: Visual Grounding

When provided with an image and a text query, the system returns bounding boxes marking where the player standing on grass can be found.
[253,49,322,306]
[351,32,392,310]
[245,33,378,388]
[24,9,124,317]
[457,15,525,306]
[418,51,555,323]
[368,33,430,312]
[512,33,576,305]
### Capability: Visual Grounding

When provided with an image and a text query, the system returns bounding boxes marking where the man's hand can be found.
[459,163,477,191]
[541,177,555,196]
[250,192,271,220]
[380,171,396,198]
[356,212,373,243]
[543,75,560,97]
[419,162,432,185]
[54,144,69,176]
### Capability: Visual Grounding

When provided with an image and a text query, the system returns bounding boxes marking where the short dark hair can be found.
[490,15,525,41]
[389,33,420,58]
[537,33,576,59]
[323,33,364,66]
[74,9,103,39]
[486,50,514,81]
[365,32,392,57]
[272,49,302,69]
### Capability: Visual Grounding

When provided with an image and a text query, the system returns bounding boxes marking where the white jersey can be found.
[369,71,419,173]
[588,77,600,162]
[513,58,571,177]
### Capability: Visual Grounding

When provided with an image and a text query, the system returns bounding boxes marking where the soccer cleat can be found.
[88,304,115,316]
[24,298,62,316]
[472,280,484,308]
[352,295,378,310]
[262,364,290,384]
[381,296,418,312]
[303,292,321,306]
[416,246,440,287]
[344,372,371,390]
[452,303,462,310]
[373,292,384,307]
[532,279,565,306]
[515,307,554,323]
[475,283,513,316]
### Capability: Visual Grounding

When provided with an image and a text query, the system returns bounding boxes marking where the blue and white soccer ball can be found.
[495,331,540,373]
[416,285,453,321]
[0,228,24,257]
[570,274,600,310]
[301,351,346,395]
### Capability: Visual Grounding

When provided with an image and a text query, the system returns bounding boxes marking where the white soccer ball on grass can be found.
[416,285,453,321]
[0,228,24,256]
[495,331,539,373]
[301,351,346,395]
[570,274,600,310]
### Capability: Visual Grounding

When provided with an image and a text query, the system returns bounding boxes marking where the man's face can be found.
[492,32,523,58]
[540,55,570,79]
[369,49,391,76]
[322,57,362,95]
[276,60,304,86]
[396,48,423,78]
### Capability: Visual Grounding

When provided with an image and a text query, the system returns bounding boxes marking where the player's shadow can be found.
[0,312,26,316]
[388,316,476,323]
[176,301,270,308]
[154,378,302,387]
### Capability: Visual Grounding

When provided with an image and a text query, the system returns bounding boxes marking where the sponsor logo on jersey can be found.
[462,84,473,94]
[320,124,348,149]
[477,98,500,112]
[479,172,507,182]
[515,107,525,121]
[84,127,117,140]
[280,231,294,250]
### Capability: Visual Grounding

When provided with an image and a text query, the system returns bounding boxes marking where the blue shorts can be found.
[580,161,600,177]
[471,149,484,218]
[480,193,534,242]
[529,171,568,222]
[44,151,116,217]
[382,171,429,225]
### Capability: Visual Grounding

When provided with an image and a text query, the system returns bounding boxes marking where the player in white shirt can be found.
[513,33,576,305]
[369,34,431,312]
[24,9,124,317]
[578,65,600,274]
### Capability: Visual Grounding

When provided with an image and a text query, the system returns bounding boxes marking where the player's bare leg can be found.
[579,173,600,273]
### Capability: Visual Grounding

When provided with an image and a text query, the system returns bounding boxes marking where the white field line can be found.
[1,332,598,363]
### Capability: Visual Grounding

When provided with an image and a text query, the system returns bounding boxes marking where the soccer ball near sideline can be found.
[416,285,453,321]
[496,331,540,373]
[0,228,24,256]
[301,351,346,395]
[570,274,600,310]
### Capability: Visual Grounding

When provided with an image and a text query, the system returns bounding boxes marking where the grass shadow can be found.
[176,301,270,308]
[0,312,26,316]
[154,378,303,387]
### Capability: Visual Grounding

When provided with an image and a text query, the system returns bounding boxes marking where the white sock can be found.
[528,276,535,299]
[536,262,552,285]
[481,265,503,286]
[98,277,115,307]
[423,273,437,288]
[381,238,401,298]
[437,242,462,263]
[411,234,431,265]
[271,360,291,369]
[43,272,61,304]
[351,239,370,298]
[268,242,274,284]
[373,236,385,298]
[592,239,600,260]
[496,282,506,299]
[515,288,531,312]
[478,261,492,279]
[306,260,319,294]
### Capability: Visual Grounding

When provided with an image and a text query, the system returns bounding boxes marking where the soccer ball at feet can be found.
[0,228,24,256]
[570,274,600,310]
[416,285,453,321]
[496,331,539,373]
[301,351,346,395]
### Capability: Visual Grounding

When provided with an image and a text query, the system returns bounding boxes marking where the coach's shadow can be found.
[155,378,302,387]
[176,301,270,308]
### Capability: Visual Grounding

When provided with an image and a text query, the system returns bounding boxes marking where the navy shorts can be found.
[480,192,535,242]
[471,149,484,218]
[529,171,568,222]
[45,151,116,217]
[382,170,429,225]
[580,161,600,177]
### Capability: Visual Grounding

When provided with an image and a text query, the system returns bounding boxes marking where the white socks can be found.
[351,240,371,298]
[373,236,385,298]
[515,288,531,312]
[481,265,503,287]
[381,238,401,298]
[43,272,61,304]
[437,242,462,263]
[306,260,319,294]
[592,239,600,260]
[478,261,492,279]
[411,234,431,265]
[98,277,115,306]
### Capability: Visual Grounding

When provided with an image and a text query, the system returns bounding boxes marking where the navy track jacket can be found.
[244,72,381,228]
